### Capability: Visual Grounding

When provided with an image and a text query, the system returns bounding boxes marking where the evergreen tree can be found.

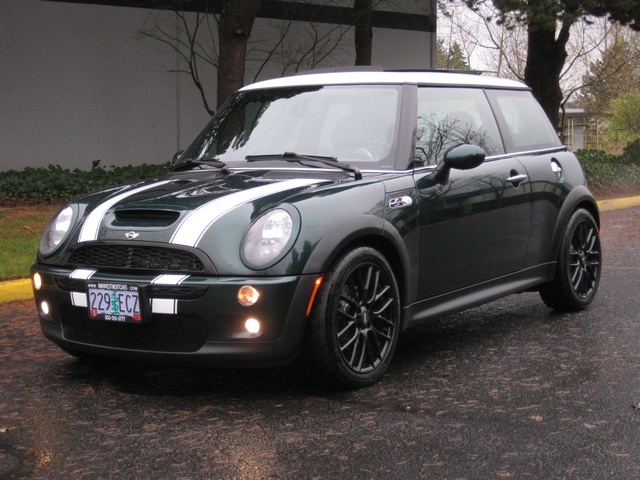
[579,36,640,113]
[436,38,471,70]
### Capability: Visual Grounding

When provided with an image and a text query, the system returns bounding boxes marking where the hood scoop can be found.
[108,209,181,228]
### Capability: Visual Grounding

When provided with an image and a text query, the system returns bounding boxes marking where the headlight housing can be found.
[39,205,76,256]
[242,208,298,269]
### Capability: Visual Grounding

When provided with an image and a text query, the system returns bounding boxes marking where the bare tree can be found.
[139,1,388,115]
[217,0,262,108]
[354,0,373,65]
[438,1,640,131]
[458,0,639,128]
[247,6,354,79]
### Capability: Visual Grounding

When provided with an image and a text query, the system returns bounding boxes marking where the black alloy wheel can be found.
[540,208,601,311]
[309,247,401,388]
[569,216,601,299]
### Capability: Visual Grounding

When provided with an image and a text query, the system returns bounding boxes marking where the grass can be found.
[0,205,60,281]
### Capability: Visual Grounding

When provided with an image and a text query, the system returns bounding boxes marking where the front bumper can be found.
[31,264,320,366]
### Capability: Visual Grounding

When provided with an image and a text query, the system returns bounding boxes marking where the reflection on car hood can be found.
[77,171,332,247]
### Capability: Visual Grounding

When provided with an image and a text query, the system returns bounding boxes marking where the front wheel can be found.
[308,247,401,388]
[540,208,602,311]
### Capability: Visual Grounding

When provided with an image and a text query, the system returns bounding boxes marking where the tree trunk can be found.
[217,0,262,109]
[524,22,571,130]
[354,0,373,66]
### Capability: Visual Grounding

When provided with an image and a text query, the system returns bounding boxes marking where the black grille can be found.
[67,245,207,273]
[112,209,180,228]
[60,306,207,353]
[54,277,86,291]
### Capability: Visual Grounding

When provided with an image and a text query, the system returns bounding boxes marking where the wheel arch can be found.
[302,215,411,305]
[549,185,600,262]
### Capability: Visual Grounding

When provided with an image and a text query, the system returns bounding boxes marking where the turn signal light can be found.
[33,273,42,290]
[238,285,260,306]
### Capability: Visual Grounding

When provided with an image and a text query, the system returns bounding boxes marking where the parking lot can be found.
[1,206,639,479]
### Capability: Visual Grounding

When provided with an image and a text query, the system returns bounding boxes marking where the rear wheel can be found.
[540,208,601,311]
[308,247,401,388]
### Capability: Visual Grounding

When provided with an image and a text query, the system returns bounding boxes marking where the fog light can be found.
[41,301,50,315]
[33,273,42,290]
[245,318,261,334]
[238,285,260,306]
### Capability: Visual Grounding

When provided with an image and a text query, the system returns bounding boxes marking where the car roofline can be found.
[240,69,528,91]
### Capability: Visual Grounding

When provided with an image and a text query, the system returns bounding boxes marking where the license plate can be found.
[87,282,143,323]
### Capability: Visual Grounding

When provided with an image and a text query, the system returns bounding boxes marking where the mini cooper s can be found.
[32,70,602,388]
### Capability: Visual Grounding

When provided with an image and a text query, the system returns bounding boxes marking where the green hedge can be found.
[0,161,170,204]
[576,149,640,193]
[1,152,639,204]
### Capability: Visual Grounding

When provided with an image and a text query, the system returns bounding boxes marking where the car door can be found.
[484,88,570,269]
[413,86,532,300]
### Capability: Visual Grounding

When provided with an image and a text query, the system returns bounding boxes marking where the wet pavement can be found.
[1,207,639,479]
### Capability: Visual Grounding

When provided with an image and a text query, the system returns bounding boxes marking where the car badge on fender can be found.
[389,196,413,209]
[125,231,140,240]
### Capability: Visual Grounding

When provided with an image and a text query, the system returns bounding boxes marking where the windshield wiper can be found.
[170,157,229,173]
[245,152,362,180]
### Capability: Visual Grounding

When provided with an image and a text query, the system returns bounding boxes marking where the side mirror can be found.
[430,144,485,184]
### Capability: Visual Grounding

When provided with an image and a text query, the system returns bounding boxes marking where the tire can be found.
[308,247,401,388]
[540,208,602,312]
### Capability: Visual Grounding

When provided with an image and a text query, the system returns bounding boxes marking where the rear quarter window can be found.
[486,89,561,153]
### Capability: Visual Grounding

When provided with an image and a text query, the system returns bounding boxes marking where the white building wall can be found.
[0,0,434,171]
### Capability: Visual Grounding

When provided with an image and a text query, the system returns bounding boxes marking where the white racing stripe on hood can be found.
[78,180,172,243]
[170,178,324,247]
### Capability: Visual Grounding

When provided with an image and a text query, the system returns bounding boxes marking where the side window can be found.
[416,87,505,166]
[486,89,561,152]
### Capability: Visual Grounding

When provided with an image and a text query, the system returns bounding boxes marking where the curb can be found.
[595,195,640,212]
[0,278,33,304]
[2,195,640,305]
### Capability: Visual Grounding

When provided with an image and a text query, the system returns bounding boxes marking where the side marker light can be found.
[305,276,324,316]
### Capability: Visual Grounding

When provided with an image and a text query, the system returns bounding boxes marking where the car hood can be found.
[73,171,334,247]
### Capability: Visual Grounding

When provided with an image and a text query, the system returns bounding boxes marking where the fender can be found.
[302,214,413,304]
[548,185,600,262]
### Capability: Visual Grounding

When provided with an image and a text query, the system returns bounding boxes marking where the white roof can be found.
[241,70,528,91]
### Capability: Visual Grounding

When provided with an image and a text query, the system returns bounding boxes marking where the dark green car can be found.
[32,71,601,388]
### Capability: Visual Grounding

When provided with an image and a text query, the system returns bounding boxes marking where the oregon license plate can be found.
[86,282,142,323]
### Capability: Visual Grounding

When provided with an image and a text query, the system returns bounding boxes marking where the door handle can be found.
[507,171,528,188]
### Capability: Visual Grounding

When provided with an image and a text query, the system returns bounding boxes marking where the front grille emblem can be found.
[125,231,140,240]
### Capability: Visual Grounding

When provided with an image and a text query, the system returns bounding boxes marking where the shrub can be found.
[0,161,170,204]
[576,149,640,193]
[1,152,638,204]
[621,140,640,167]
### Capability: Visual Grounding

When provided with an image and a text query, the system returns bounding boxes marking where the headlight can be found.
[242,209,297,269]
[39,205,75,256]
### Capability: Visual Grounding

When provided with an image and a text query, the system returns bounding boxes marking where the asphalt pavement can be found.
[1,201,639,479]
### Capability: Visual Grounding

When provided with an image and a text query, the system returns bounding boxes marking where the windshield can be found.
[181,85,402,170]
